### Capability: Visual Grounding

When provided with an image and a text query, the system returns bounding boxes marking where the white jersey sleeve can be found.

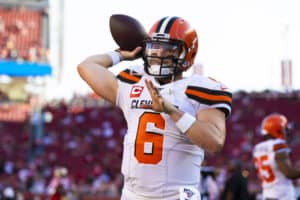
[184,74,232,117]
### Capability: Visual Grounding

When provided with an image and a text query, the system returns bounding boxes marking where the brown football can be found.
[109,14,148,51]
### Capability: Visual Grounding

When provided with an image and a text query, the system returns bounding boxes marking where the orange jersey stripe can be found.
[185,88,232,104]
[119,71,141,83]
[273,143,288,151]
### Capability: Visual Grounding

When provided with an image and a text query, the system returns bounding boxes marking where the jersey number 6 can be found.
[135,112,165,164]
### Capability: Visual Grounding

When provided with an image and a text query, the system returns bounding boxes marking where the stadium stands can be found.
[0,6,48,62]
[1,90,300,199]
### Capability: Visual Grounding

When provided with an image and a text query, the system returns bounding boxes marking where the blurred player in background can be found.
[221,159,250,200]
[253,113,300,200]
[77,16,232,200]
[200,166,220,200]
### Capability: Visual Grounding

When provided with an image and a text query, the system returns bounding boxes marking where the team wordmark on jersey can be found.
[131,99,152,109]
[130,86,144,98]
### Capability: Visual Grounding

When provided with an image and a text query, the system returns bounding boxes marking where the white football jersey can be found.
[253,138,296,200]
[116,66,232,200]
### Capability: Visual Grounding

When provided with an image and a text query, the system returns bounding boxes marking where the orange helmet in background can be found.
[261,113,289,139]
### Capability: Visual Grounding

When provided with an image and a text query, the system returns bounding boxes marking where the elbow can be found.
[285,173,296,179]
[202,139,224,154]
[207,142,224,154]
[214,142,224,153]
[205,123,226,154]
[286,174,295,179]
[193,137,225,154]
[207,133,225,154]
[77,63,86,77]
[284,171,300,180]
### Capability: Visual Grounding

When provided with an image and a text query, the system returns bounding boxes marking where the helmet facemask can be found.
[143,37,187,78]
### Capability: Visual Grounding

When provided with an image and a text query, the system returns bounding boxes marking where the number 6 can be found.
[135,112,165,164]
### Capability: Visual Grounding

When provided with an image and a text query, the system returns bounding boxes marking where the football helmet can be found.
[143,16,198,78]
[261,113,289,139]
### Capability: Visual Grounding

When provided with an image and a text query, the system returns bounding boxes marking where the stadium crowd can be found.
[1,90,300,199]
[0,6,49,63]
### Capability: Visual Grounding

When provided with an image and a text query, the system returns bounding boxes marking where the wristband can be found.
[107,51,122,65]
[175,113,196,134]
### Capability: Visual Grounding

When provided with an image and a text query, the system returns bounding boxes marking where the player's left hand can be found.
[140,79,177,114]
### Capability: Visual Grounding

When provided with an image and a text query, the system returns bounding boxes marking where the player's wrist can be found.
[175,112,196,134]
[107,51,122,65]
[164,105,178,115]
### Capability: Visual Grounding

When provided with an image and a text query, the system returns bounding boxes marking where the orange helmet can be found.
[261,113,289,139]
[143,16,198,77]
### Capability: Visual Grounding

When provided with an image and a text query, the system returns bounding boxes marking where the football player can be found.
[253,113,300,200]
[78,16,232,200]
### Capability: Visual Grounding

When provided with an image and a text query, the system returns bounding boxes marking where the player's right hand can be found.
[117,46,143,61]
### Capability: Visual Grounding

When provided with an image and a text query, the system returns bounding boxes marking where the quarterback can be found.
[78,16,232,200]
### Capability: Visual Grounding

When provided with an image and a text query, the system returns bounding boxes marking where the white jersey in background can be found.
[116,66,232,200]
[253,138,296,200]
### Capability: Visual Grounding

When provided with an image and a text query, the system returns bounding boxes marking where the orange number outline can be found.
[254,155,276,183]
[134,112,165,164]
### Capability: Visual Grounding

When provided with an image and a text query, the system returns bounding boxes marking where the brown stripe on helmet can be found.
[164,17,179,33]
[155,17,167,33]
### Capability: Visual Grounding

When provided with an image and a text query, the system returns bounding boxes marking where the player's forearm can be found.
[186,120,225,153]
[78,47,141,70]
[276,154,300,179]
[79,53,118,69]
[285,168,300,179]
[168,109,225,153]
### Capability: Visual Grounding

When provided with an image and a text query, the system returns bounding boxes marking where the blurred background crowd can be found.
[1,90,300,200]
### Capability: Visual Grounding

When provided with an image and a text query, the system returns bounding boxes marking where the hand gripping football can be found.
[109,14,148,51]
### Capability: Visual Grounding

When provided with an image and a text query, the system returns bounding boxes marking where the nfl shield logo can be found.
[179,186,200,200]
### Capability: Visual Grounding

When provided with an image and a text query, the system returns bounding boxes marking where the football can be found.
[109,14,148,51]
